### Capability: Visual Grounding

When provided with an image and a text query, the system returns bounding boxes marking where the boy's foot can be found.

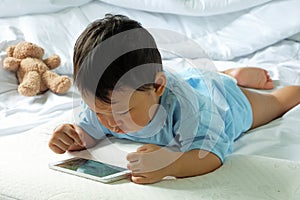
[223,67,274,90]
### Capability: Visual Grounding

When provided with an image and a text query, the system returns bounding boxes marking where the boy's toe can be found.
[263,80,275,90]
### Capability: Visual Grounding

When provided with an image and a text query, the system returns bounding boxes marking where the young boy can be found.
[49,14,300,184]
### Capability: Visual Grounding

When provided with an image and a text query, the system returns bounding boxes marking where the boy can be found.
[49,14,300,184]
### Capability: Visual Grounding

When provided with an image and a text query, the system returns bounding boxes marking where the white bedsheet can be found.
[0,0,300,199]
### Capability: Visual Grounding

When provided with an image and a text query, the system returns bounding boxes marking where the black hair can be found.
[73,14,162,103]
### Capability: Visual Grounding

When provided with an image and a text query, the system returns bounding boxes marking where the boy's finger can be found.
[126,152,139,162]
[131,175,154,184]
[127,162,140,172]
[58,134,75,146]
[49,145,65,154]
[62,126,83,146]
[49,142,67,154]
[68,144,86,151]
[136,146,148,152]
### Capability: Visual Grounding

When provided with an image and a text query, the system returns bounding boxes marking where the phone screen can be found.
[55,158,127,178]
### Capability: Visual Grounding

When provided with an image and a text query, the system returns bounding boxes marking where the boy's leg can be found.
[240,86,300,129]
[222,67,274,90]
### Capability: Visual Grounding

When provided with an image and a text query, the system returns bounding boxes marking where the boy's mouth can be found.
[112,127,126,134]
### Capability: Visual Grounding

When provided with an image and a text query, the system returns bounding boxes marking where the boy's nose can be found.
[106,117,121,128]
[107,119,117,128]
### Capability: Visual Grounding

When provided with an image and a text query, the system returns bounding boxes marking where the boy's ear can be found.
[154,72,167,96]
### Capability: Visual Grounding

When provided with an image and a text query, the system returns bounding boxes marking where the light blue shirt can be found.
[75,68,252,162]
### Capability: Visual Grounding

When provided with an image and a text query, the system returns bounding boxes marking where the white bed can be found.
[1,0,300,199]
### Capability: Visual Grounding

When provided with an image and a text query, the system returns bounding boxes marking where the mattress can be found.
[0,0,300,199]
[1,122,300,200]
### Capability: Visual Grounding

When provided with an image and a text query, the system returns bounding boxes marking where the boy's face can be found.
[84,87,163,134]
[83,72,166,133]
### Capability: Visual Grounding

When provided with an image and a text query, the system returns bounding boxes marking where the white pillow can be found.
[0,0,91,17]
[98,0,272,16]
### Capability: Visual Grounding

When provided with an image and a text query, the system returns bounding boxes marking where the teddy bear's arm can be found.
[6,45,15,57]
[3,57,21,72]
[44,54,61,70]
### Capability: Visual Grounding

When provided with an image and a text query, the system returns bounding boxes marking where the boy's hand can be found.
[48,124,85,154]
[126,144,181,184]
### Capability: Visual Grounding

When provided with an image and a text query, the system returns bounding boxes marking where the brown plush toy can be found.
[2,41,71,96]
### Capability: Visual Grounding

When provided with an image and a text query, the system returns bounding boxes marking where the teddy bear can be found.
[2,41,71,96]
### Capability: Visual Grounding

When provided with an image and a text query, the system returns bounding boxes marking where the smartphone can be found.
[49,157,131,183]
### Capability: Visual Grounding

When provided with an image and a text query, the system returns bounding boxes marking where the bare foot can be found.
[223,67,274,90]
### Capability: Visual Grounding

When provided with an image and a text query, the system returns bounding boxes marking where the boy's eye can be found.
[119,109,131,116]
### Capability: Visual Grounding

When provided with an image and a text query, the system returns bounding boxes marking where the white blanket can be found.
[0,0,300,199]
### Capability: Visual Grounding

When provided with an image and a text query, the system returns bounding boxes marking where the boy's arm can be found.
[168,149,222,178]
[127,144,222,184]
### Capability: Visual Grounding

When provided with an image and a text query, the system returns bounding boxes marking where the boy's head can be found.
[73,14,163,103]
[73,14,166,133]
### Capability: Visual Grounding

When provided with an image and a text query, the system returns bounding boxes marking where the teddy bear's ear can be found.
[6,46,16,57]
